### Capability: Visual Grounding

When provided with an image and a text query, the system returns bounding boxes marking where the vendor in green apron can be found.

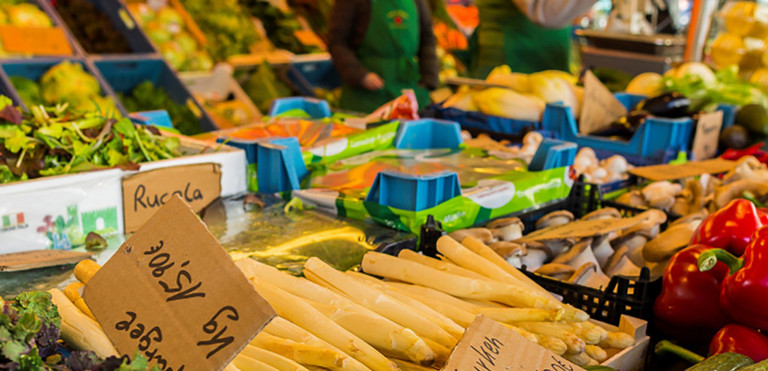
[469,0,596,78]
[329,0,439,113]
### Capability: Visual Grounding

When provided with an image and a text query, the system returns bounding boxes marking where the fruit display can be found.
[442,66,581,122]
[126,1,213,72]
[53,0,132,54]
[7,61,118,114]
[118,80,202,135]
[179,0,261,62]
[241,0,325,55]
[0,95,181,184]
[708,1,768,91]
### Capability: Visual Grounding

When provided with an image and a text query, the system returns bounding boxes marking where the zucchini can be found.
[686,353,754,371]
[739,359,768,371]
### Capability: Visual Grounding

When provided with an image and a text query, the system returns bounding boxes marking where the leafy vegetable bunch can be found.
[1,291,157,371]
[663,66,768,113]
[0,96,181,184]
[180,0,260,62]
[241,0,323,55]
[119,81,201,135]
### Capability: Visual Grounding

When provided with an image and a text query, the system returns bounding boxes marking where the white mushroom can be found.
[488,241,527,268]
[487,217,524,241]
[523,131,544,147]
[586,166,608,182]
[535,210,575,230]
[591,234,615,268]
[521,242,554,271]
[449,228,494,244]
[601,155,629,175]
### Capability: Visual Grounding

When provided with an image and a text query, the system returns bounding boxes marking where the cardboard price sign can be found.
[0,26,73,56]
[83,196,275,371]
[122,163,222,233]
[579,70,628,135]
[444,315,583,371]
[629,158,736,181]
[691,111,724,161]
[519,212,656,242]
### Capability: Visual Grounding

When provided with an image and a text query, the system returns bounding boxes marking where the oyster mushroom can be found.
[581,207,621,221]
[637,209,668,226]
[591,234,615,268]
[542,238,576,256]
[615,190,647,208]
[714,178,768,209]
[642,181,682,201]
[449,228,494,244]
[605,246,642,278]
[487,217,524,241]
[670,179,706,216]
[535,210,574,230]
[647,194,676,211]
[536,263,575,280]
[723,156,768,185]
[610,222,656,251]
[643,222,698,262]
[521,241,554,271]
[669,210,707,228]
[551,238,592,265]
[488,241,527,268]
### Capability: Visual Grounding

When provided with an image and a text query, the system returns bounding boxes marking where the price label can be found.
[121,163,222,233]
[84,195,275,370]
[579,70,627,135]
[444,315,583,371]
[691,111,724,161]
[0,26,73,56]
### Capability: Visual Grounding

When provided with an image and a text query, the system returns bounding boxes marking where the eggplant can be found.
[590,111,649,140]
[635,92,691,118]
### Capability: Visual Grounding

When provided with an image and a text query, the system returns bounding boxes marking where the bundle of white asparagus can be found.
[58,235,636,370]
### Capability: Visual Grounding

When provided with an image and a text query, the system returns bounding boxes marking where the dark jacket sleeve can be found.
[416,0,439,90]
[328,0,369,88]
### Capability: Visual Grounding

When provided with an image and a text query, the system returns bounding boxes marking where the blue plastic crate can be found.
[542,92,696,165]
[394,119,463,149]
[0,57,124,113]
[284,58,342,97]
[51,0,155,55]
[270,97,331,118]
[93,56,217,132]
[428,104,540,137]
[366,171,462,212]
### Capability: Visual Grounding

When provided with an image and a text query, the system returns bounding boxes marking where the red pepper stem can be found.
[698,248,744,275]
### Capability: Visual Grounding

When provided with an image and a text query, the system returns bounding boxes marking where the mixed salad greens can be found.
[1,291,156,370]
[119,81,201,135]
[0,96,182,184]
[180,0,261,62]
[663,65,768,113]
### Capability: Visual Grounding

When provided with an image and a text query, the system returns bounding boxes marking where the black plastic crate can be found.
[417,178,662,326]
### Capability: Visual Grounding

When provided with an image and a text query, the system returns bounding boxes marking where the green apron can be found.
[469,0,571,78]
[340,0,430,113]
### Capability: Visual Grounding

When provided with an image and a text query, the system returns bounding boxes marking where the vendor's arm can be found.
[328,0,369,88]
[513,0,597,29]
[416,0,439,90]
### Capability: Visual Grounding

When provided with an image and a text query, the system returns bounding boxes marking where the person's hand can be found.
[362,73,384,91]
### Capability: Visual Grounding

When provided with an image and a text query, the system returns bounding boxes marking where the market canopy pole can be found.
[685,0,719,61]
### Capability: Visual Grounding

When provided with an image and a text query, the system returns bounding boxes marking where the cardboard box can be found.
[0,137,246,253]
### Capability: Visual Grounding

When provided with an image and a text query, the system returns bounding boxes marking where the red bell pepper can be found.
[758,208,768,225]
[699,226,768,332]
[654,244,732,340]
[690,199,764,256]
[709,324,768,362]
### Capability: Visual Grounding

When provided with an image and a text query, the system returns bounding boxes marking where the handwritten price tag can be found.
[84,195,275,371]
[691,111,724,161]
[121,163,222,233]
[444,316,583,371]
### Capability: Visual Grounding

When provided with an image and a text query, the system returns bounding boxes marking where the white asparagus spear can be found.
[239,345,309,371]
[303,257,457,349]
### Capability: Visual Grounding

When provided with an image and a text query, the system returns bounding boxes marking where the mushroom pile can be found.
[573,148,632,184]
[615,155,768,216]
[463,131,544,164]
[448,205,705,291]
